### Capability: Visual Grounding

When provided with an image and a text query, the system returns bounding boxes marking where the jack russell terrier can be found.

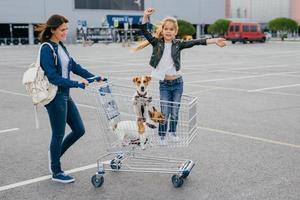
[132,75,152,124]
[112,106,165,150]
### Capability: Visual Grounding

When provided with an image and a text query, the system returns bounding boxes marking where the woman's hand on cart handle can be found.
[78,79,88,89]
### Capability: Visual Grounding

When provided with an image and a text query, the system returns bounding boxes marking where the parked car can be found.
[264,32,272,40]
[225,22,266,44]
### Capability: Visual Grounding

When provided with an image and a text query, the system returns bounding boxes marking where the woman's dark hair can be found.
[36,14,69,42]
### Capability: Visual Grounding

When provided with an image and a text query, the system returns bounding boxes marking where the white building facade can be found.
[0,0,225,44]
[228,0,296,23]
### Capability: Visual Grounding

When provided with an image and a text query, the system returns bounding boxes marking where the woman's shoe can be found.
[52,172,75,183]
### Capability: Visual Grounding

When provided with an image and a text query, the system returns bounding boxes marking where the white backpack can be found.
[22,42,58,128]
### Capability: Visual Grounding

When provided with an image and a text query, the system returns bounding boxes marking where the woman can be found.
[37,14,105,183]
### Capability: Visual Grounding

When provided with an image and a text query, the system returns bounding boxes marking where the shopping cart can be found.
[84,80,198,188]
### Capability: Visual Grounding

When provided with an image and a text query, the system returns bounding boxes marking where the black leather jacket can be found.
[139,23,207,71]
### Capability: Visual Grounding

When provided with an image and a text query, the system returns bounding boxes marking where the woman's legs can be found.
[60,97,85,156]
[46,94,67,174]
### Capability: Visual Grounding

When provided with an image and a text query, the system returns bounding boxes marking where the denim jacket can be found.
[40,40,95,88]
[139,23,207,71]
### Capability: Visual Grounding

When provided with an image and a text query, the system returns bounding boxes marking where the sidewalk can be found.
[270,37,300,42]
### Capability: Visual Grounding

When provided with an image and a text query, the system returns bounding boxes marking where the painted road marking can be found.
[0,128,19,134]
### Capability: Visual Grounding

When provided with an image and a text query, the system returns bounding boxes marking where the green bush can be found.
[268,17,298,32]
[268,17,298,40]
[208,19,231,36]
[177,19,196,39]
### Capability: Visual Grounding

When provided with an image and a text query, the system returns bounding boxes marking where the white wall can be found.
[230,0,289,22]
[0,0,225,42]
[145,0,225,24]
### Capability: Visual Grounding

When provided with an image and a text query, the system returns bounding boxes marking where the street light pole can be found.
[9,24,13,44]
[249,0,252,20]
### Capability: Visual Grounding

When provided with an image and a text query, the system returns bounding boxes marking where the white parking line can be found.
[199,126,300,149]
[1,125,299,192]
[183,62,244,68]
[261,91,300,97]
[0,164,96,192]
[248,83,300,92]
[0,89,28,97]
[0,128,19,134]
[207,64,288,72]
[185,71,300,84]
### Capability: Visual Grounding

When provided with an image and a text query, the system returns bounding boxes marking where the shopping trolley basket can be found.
[84,81,198,188]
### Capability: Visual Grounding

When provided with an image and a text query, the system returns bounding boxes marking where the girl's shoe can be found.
[169,133,180,142]
[159,136,168,146]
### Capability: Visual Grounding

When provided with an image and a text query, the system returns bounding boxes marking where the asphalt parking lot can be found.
[0,40,299,200]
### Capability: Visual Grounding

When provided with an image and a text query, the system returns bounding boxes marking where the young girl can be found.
[136,8,226,145]
[37,14,105,183]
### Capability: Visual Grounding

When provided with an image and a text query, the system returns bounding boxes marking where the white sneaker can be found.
[159,137,168,146]
[170,134,180,142]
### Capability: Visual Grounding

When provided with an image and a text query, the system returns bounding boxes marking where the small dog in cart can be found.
[132,75,153,125]
[112,106,165,150]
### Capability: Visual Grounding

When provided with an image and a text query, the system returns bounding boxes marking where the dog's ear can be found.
[148,110,153,118]
[133,76,138,83]
[152,106,156,112]
[145,75,152,82]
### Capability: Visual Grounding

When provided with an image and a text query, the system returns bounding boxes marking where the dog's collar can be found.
[146,122,157,129]
[136,91,147,98]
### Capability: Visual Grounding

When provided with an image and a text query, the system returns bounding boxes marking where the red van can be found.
[225,22,266,44]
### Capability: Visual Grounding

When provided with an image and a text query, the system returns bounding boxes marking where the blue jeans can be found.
[159,76,183,137]
[45,88,85,174]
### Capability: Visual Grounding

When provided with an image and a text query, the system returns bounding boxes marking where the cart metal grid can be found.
[84,81,198,188]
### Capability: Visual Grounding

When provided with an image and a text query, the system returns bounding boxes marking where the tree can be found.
[268,17,298,41]
[208,19,231,37]
[177,19,196,39]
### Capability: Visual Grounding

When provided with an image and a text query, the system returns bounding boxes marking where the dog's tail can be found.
[112,123,118,130]
[108,116,121,131]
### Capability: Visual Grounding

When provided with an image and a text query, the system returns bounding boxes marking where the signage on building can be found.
[77,20,87,30]
[107,15,143,26]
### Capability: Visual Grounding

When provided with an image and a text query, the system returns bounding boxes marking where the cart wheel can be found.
[91,174,104,188]
[181,171,190,179]
[171,174,184,188]
[110,159,121,170]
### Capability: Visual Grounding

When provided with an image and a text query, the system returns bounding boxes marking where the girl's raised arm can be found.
[142,8,155,24]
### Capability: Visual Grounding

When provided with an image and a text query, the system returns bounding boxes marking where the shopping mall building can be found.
[0,0,224,45]
[226,0,300,24]
[0,0,298,45]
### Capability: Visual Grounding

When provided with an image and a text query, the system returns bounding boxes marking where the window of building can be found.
[74,0,144,10]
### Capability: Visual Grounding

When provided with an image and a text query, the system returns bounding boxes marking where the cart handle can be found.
[87,76,108,83]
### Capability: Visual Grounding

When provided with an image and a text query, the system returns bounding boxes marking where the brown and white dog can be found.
[132,75,152,125]
[112,107,165,150]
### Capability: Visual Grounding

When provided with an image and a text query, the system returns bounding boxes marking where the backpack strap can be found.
[36,42,57,66]
[34,104,39,129]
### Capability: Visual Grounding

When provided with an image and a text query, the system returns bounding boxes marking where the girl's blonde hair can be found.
[133,16,178,51]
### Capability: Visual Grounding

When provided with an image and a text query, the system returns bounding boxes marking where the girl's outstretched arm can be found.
[206,38,226,47]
